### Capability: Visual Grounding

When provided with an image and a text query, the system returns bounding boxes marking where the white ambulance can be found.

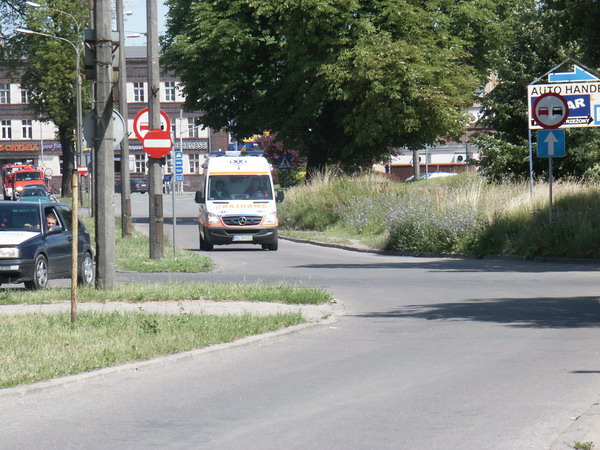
[194,151,284,251]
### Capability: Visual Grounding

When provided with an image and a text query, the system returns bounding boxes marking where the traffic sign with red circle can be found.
[133,108,171,141]
[76,165,89,176]
[532,93,570,129]
[142,129,172,158]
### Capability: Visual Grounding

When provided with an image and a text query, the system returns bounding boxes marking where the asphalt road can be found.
[1,194,600,449]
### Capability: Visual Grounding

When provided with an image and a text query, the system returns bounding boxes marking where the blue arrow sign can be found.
[537,129,566,157]
[548,65,599,83]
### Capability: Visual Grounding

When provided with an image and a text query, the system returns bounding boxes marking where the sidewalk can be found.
[0,299,338,322]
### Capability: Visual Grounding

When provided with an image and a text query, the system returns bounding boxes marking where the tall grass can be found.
[279,172,600,259]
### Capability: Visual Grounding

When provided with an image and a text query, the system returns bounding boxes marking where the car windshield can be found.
[22,188,47,197]
[16,172,42,181]
[0,204,41,231]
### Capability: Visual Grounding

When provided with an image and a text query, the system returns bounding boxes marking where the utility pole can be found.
[147,0,164,259]
[116,0,132,237]
[412,149,421,180]
[94,0,116,287]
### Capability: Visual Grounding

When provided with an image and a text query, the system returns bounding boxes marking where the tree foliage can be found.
[162,0,514,174]
[0,0,89,195]
[474,0,600,181]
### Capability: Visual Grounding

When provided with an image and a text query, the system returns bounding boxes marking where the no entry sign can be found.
[143,129,172,158]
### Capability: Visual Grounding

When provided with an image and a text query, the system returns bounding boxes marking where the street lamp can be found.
[16,28,83,171]
[23,1,84,170]
[16,21,84,322]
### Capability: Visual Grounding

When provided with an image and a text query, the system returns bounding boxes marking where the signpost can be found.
[142,129,172,159]
[527,59,600,223]
[278,156,293,170]
[537,130,565,158]
[133,108,171,141]
[527,60,600,217]
[76,165,89,176]
[531,93,569,129]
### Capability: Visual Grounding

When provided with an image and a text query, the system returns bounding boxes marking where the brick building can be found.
[0,46,230,192]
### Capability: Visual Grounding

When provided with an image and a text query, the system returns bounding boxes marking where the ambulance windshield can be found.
[208,175,273,200]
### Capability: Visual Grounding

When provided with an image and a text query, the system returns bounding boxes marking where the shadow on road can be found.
[132,217,198,226]
[356,296,600,329]
[294,256,600,274]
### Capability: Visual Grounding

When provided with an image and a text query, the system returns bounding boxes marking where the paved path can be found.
[0,299,337,322]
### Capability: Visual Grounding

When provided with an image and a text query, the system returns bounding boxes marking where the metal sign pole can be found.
[528,128,534,196]
[548,157,553,225]
[171,141,176,256]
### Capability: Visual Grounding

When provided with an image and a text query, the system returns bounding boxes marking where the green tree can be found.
[255,133,304,187]
[1,0,88,195]
[474,0,600,181]
[162,0,512,175]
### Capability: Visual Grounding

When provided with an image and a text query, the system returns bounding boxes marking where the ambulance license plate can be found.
[233,234,253,242]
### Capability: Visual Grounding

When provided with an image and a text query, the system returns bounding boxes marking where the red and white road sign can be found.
[532,93,569,129]
[76,165,89,176]
[142,128,172,158]
[133,108,171,141]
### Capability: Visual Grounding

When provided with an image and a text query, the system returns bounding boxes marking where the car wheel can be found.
[78,252,95,286]
[24,254,49,290]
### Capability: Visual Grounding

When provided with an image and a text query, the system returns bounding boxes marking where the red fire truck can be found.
[2,164,45,200]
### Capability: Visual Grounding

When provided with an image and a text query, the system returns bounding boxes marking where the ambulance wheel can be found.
[262,241,278,251]
[199,229,213,251]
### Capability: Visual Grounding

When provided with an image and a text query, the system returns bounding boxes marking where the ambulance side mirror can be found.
[276,190,285,203]
[195,191,205,203]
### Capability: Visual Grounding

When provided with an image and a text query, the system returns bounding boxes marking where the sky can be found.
[121,0,169,46]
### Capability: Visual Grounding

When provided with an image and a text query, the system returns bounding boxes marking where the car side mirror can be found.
[47,225,62,235]
[194,191,205,203]
[276,190,285,203]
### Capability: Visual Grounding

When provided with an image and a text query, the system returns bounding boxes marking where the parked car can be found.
[0,201,95,289]
[17,185,58,203]
[405,172,458,182]
[115,178,148,194]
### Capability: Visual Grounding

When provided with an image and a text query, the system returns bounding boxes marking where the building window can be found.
[188,118,202,138]
[0,84,10,104]
[20,88,30,104]
[1,120,12,139]
[22,120,33,139]
[189,154,200,174]
[134,154,146,173]
[164,81,176,102]
[133,82,145,102]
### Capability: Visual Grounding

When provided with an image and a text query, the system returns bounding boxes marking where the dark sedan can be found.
[115,178,148,194]
[0,201,95,289]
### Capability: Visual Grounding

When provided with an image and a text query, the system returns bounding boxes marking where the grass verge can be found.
[0,282,333,305]
[81,217,214,273]
[0,311,304,389]
[279,171,600,259]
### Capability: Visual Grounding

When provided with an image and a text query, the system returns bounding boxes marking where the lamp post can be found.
[16,24,84,323]
[23,1,83,170]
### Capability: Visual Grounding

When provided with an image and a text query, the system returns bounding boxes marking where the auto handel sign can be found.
[527,65,600,129]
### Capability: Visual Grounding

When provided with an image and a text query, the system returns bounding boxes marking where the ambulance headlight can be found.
[262,212,278,226]
[206,212,222,226]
